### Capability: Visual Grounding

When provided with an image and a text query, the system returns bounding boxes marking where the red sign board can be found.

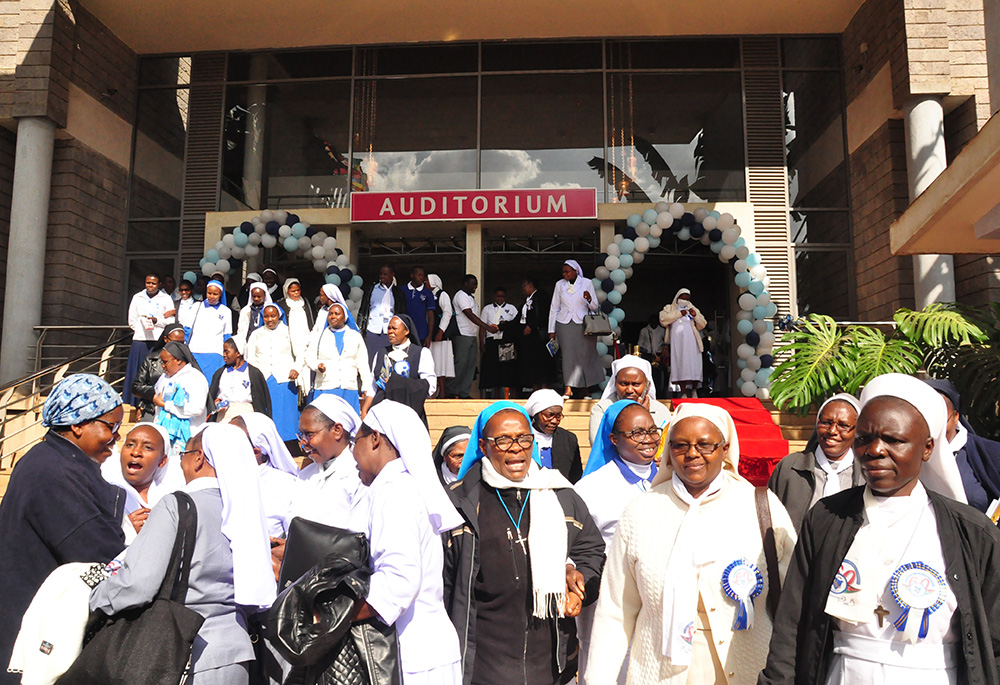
[350,189,598,223]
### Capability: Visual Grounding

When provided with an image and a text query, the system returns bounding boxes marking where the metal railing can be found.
[0,327,133,471]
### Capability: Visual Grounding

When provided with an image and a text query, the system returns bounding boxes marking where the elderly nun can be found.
[761,373,1000,685]
[0,374,127,681]
[548,259,604,398]
[154,340,210,454]
[587,403,796,685]
[347,400,464,681]
[91,424,276,685]
[525,389,583,483]
[434,426,472,486]
[589,355,672,444]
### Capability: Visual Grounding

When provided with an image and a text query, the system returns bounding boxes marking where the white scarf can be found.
[661,473,725,663]
[520,291,535,324]
[815,445,855,498]
[825,483,929,625]
[377,282,394,324]
[948,423,968,454]
[387,340,410,362]
[481,458,572,619]
[440,461,458,484]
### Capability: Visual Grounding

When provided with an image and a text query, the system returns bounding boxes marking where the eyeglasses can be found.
[296,428,325,444]
[179,448,201,456]
[90,418,122,434]
[669,441,725,456]
[486,434,535,452]
[614,427,662,442]
[538,410,563,421]
[817,419,856,433]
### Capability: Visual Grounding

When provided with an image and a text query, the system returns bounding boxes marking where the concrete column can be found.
[335,225,359,268]
[0,117,57,384]
[903,95,956,307]
[986,0,1000,117]
[242,55,268,209]
[599,221,615,252]
[465,223,484,309]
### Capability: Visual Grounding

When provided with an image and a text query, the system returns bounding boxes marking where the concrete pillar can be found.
[986,0,1000,117]
[0,117,57,384]
[903,96,956,307]
[335,225,359,268]
[242,55,268,209]
[599,221,615,251]
[465,223,484,309]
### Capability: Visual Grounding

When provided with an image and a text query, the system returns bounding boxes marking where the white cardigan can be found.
[305,325,374,394]
[245,324,300,382]
[586,473,797,685]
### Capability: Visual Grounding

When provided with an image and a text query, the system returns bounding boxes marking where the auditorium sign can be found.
[350,189,598,223]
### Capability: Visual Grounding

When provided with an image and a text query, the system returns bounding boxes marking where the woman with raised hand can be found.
[587,402,796,684]
[548,259,603,399]
[245,303,303,442]
[306,301,372,416]
[760,373,1000,685]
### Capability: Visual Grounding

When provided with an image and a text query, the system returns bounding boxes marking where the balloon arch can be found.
[186,205,777,398]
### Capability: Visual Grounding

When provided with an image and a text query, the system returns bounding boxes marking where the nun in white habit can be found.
[237,412,300,538]
[548,259,604,396]
[659,288,708,397]
[90,424,277,685]
[347,400,464,683]
[589,355,673,444]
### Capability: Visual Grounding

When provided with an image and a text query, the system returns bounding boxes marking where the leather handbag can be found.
[279,517,370,591]
[583,311,613,336]
[754,486,782,619]
[57,492,205,685]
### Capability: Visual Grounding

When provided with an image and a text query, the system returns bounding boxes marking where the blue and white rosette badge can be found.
[890,561,946,643]
[393,360,411,378]
[722,559,764,630]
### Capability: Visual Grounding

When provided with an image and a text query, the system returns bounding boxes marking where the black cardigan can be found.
[551,426,583,484]
[758,486,1000,685]
[357,283,407,332]
[443,461,605,685]
[208,362,272,419]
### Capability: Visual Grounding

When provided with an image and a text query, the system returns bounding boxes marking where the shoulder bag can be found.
[583,311,613,336]
[754,486,782,620]
[57,492,205,685]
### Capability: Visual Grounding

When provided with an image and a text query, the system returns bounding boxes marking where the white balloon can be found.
[632,251,645,264]
[323,237,338,252]
[722,228,740,245]
[693,208,709,222]
[201,263,216,276]
[737,343,754,359]
[605,255,621,271]
[218,245,232,259]
[741,368,756,382]
[601,354,614,369]
[247,232,262,246]
[324,247,337,260]
[623,267,633,279]
[260,209,275,222]
[756,292,771,306]
[613,282,627,294]
[736,245,750,260]
[595,266,610,280]
[747,355,762,371]
[350,287,363,301]
[753,319,768,334]
[736,309,752,321]
[750,265,767,280]
[231,246,245,259]
[759,332,776,348]
[311,233,325,247]
[297,236,312,251]
[739,293,757,310]
[635,222,651,237]
[741,381,757,397]
[346,264,358,275]
[734,259,748,272]
[669,203,685,219]
[756,387,771,401]
[702,215,718,231]
[613,234,624,244]
[335,254,349,267]
[634,237,650,253]
[215,259,231,274]
[215,240,225,252]
[699,233,712,245]
[596,289,608,302]
[311,246,325,260]
[656,212,673,229]
[718,213,735,230]
[254,222,267,235]
[222,233,236,248]
[313,231,329,244]
[244,244,259,257]
[655,202,670,213]
[720,245,737,260]
[261,234,277,249]
[313,259,326,272]
[274,210,288,224]
[606,243,621,256]
[278,224,292,238]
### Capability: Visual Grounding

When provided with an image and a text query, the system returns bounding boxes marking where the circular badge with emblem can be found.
[721,559,763,630]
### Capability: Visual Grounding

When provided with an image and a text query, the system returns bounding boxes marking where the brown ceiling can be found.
[86,0,863,55]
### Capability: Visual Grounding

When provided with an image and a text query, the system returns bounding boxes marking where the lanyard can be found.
[497,489,530,533]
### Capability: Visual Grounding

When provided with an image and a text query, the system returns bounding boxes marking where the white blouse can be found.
[245,324,299,382]
[548,278,599,332]
[127,290,176,342]
[216,364,253,404]
[306,325,374,394]
[187,303,233,355]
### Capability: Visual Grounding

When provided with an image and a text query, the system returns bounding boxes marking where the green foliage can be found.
[926,344,1000,438]
[844,327,923,395]
[769,315,852,417]
[893,304,987,347]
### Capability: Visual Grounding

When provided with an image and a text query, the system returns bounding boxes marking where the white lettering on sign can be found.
[472,196,488,214]
[379,198,395,216]
[400,198,414,216]
[455,196,467,213]
[548,195,567,213]
[495,196,508,213]
[421,197,436,214]
[527,195,541,213]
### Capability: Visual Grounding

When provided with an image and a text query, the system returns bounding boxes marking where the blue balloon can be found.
[592,278,603,290]
[608,314,620,329]
[619,254,634,268]
[709,210,721,218]
[734,237,746,248]
[182,271,197,284]
[619,239,635,254]
[239,221,254,235]
[766,321,774,332]
[746,253,762,267]
[681,212,696,226]
[737,358,748,370]
[671,219,683,233]
[765,302,778,317]
[205,249,219,263]
[647,236,661,249]
[227,256,241,269]
[597,253,609,268]
[760,354,774,368]
[746,331,761,347]
[339,268,354,282]
[755,369,771,387]
[642,209,658,225]
[753,305,767,320]
[199,258,209,268]
[326,265,339,275]
[735,272,751,288]
[326,273,341,285]
[350,275,363,288]
[607,290,622,305]
[748,280,764,295]
[601,278,615,293]
[737,319,753,335]
[611,307,625,321]
[339,282,350,298]
[596,342,608,356]
[601,299,615,314]
[690,223,705,239]
[710,241,724,254]
[610,269,627,284]
[335,248,344,257]
[708,228,723,242]
[265,221,280,235]
[626,214,642,228]
[233,231,249,247]
[291,222,307,238]
[283,236,299,252]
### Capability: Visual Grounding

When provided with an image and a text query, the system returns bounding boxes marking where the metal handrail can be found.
[1,327,132,396]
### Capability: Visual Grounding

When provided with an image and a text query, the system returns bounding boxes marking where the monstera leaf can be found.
[843,326,923,395]
[894,303,987,347]
[769,315,854,416]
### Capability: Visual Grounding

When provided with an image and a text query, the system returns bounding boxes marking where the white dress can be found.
[669,315,703,385]
[287,449,364,530]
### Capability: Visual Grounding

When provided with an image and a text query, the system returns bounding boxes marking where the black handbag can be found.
[57,492,206,685]
[279,517,370,591]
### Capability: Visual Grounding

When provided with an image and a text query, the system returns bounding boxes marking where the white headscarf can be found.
[524,389,565,450]
[249,281,273,307]
[104,424,184,511]
[242,412,299,475]
[814,393,861,497]
[282,278,303,306]
[427,274,443,294]
[200,424,277,607]
[361,401,463,535]
[600,354,657,403]
[858,373,966,503]
[672,288,691,307]
[307,393,361,435]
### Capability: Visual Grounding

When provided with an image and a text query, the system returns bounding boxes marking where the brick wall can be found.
[70,2,136,123]
[43,139,127,342]
[946,0,992,126]
[0,127,14,343]
[849,120,915,319]
[843,0,908,107]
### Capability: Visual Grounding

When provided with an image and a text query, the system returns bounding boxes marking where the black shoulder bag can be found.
[58,491,206,685]
[754,486,782,620]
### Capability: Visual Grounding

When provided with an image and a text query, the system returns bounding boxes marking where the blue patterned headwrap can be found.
[583,399,638,476]
[457,400,541,479]
[42,373,122,428]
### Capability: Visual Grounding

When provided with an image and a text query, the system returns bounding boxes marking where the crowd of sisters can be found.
[1,263,1000,685]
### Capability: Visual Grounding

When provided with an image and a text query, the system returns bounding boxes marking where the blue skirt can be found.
[311,387,361,414]
[123,340,155,405]
[266,375,301,441]
[193,352,224,383]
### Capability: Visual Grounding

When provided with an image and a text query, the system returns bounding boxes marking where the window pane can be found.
[784,71,848,207]
[130,89,188,218]
[481,73,604,193]
[139,57,192,86]
[781,38,841,69]
[606,72,745,203]
[128,257,178,298]
[353,77,477,192]
[127,221,180,252]
[227,50,352,81]
[790,210,851,244]
[796,249,852,319]
[357,44,478,76]
[482,41,602,71]
[606,39,740,70]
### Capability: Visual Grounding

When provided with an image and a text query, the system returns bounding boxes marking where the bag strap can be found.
[754,486,781,619]
[156,491,199,604]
